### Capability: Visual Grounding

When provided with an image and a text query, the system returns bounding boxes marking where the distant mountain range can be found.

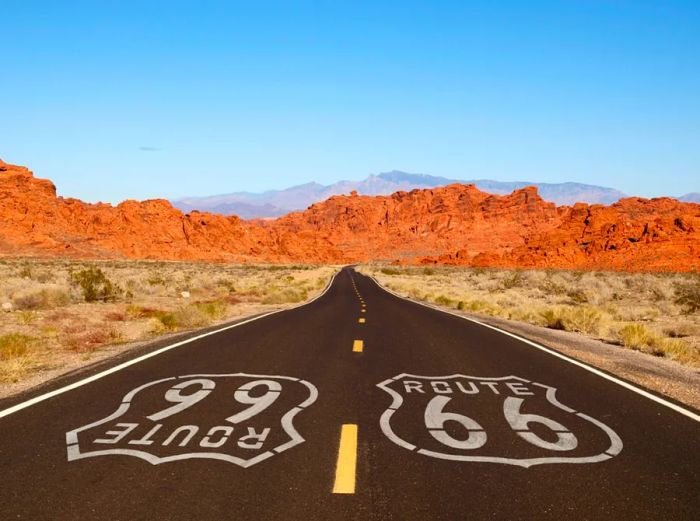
[172,171,630,218]
[679,193,700,203]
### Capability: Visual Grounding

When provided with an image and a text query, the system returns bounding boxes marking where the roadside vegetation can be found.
[0,259,334,387]
[362,264,700,367]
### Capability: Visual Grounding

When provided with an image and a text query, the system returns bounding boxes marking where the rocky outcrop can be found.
[1,159,698,271]
[272,185,563,261]
[0,159,343,262]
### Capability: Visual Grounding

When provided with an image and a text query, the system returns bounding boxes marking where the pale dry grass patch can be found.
[0,333,38,383]
[361,263,700,367]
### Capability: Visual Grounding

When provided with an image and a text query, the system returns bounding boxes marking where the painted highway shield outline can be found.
[66,373,318,468]
[377,373,623,468]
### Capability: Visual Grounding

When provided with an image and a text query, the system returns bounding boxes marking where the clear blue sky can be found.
[1,0,698,202]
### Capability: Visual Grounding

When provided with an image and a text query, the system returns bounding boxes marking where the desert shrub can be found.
[0,334,35,360]
[656,338,699,365]
[542,278,568,296]
[14,287,71,310]
[407,288,427,300]
[540,308,566,330]
[380,268,402,276]
[508,308,542,324]
[458,299,504,316]
[675,279,700,314]
[70,268,121,302]
[194,300,227,320]
[618,323,657,350]
[0,356,35,383]
[423,267,435,276]
[538,306,603,335]
[434,295,455,307]
[17,266,33,279]
[153,311,178,330]
[216,279,237,293]
[561,306,604,335]
[173,305,210,328]
[566,289,590,304]
[107,328,125,343]
[147,275,166,286]
[501,272,523,289]
[617,324,699,363]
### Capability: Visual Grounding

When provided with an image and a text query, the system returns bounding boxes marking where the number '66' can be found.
[424,396,578,451]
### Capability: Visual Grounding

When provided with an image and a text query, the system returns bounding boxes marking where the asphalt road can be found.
[0,267,698,520]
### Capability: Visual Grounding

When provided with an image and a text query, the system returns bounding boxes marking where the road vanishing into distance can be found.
[1,267,698,520]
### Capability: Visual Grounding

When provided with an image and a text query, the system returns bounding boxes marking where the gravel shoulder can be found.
[469,312,700,411]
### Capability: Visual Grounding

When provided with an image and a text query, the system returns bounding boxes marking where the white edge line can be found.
[0,270,340,420]
[368,274,700,423]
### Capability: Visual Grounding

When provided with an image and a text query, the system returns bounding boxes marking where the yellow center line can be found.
[352,339,363,352]
[333,424,358,494]
[358,317,365,324]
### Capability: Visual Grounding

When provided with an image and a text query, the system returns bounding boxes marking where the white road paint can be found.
[66,373,318,467]
[371,276,700,423]
[377,373,623,468]
[0,271,338,420]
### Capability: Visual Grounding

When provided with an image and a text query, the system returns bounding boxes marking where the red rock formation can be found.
[0,159,342,262]
[1,159,698,271]
[272,184,563,261]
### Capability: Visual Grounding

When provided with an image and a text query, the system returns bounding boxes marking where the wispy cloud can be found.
[138,146,161,152]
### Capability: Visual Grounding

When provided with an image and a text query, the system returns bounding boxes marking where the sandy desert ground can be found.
[0,258,335,395]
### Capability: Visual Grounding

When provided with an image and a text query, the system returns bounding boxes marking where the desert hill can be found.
[1,160,698,272]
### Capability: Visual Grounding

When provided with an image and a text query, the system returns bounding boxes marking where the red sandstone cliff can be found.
[1,159,698,271]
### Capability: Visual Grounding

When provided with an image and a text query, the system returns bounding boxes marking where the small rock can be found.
[2,302,13,312]
[180,291,191,299]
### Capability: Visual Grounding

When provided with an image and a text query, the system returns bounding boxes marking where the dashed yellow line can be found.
[358,318,365,324]
[333,424,358,494]
[352,339,363,352]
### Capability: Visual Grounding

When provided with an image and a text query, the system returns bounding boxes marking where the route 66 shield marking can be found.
[378,374,622,468]
[66,374,317,467]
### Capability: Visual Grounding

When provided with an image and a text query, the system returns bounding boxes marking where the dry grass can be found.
[0,258,335,386]
[361,264,700,367]
[0,333,37,382]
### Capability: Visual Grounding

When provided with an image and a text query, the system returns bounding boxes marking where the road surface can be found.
[0,267,698,520]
